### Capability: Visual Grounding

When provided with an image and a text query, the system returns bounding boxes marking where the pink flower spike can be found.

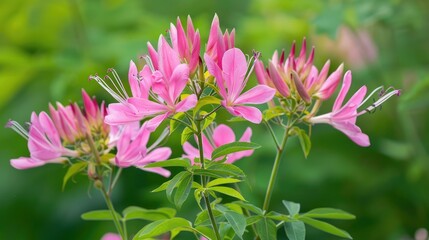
[268,61,290,97]
[205,48,276,124]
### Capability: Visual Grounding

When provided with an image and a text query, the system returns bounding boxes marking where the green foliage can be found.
[284,221,306,240]
[62,161,88,190]
[211,141,261,160]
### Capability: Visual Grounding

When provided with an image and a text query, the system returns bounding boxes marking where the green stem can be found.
[100,187,127,240]
[196,120,221,240]
[109,168,122,195]
[264,121,280,150]
[201,105,221,120]
[262,126,291,212]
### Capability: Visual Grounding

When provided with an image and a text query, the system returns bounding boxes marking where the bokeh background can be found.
[1,0,428,239]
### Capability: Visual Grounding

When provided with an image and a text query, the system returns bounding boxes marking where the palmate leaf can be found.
[224,210,246,239]
[210,186,245,201]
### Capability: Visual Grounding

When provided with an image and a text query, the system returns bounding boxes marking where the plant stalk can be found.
[262,127,290,212]
[100,187,127,240]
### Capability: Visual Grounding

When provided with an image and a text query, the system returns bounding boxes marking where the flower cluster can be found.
[7,14,400,240]
[7,90,171,177]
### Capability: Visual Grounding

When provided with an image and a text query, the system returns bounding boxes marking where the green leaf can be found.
[152,180,171,192]
[255,217,277,240]
[193,96,221,116]
[211,141,260,160]
[122,206,176,221]
[300,217,352,239]
[181,126,194,145]
[81,210,121,221]
[284,221,306,240]
[195,209,224,226]
[296,129,311,158]
[170,112,185,134]
[233,201,263,215]
[195,226,216,240]
[202,112,216,130]
[207,162,246,178]
[174,173,193,208]
[62,161,87,190]
[144,158,191,168]
[302,208,356,220]
[263,106,285,121]
[207,178,242,187]
[166,171,190,202]
[134,217,192,239]
[224,210,246,239]
[247,215,263,225]
[210,186,245,201]
[283,200,300,216]
[266,211,292,222]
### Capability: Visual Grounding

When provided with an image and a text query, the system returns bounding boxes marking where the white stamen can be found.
[6,120,29,140]
[359,88,400,115]
[89,74,127,104]
[109,68,129,99]
[143,55,155,72]
[240,53,259,92]
[359,86,384,108]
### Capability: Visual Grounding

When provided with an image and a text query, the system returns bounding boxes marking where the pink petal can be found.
[213,124,236,147]
[332,121,370,147]
[140,167,171,178]
[268,61,290,97]
[235,85,276,105]
[175,94,197,113]
[147,42,159,70]
[101,233,122,240]
[139,147,172,165]
[105,103,145,125]
[127,98,168,115]
[145,112,170,131]
[317,63,344,100]
[183,141,199,163]
[225,105,262,124]
[158,35,180,80]
[254,60,268,85]
[10,157,45,169]
[227,127,254,163]
[204,53,227,99]
[333,86,367,122]
[82,89,97,123]
[222,48,247,100]
[169,64,190,102]
[333,71,352,111]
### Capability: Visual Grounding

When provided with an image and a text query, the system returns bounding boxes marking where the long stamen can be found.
[6,120,29,140]
[143,55,155,72]
[359,88,400,115]
[89,74,126,104]
[241,51,260,91]
[359,86,384,108]
[108,68,129,99]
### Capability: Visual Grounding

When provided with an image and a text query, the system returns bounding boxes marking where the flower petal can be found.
[234,85,276,105]
[225,105,262,124]
[213,124,235,147]
[222,48,247,100]
[175,94,197,113]
[332,121,370,147]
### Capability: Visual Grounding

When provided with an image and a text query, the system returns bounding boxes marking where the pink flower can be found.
[183,124,253,164]
[308,71,400,146]
[169,16,201,73]
[205,14,235,66]
[114,123,171,177]
[101,233,121,240]
[7,112,78,169]
[204,48,276,123]
[254,39,344,101]
[93,36,197,131]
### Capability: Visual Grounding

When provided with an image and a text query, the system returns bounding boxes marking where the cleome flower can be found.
[204,48,276,123]
[307,71,400,146]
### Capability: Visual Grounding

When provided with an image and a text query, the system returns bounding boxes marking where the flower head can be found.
[308,71,400,146]
[205,48,276,123]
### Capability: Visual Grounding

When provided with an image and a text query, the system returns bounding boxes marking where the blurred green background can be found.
[1,0,428,239]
